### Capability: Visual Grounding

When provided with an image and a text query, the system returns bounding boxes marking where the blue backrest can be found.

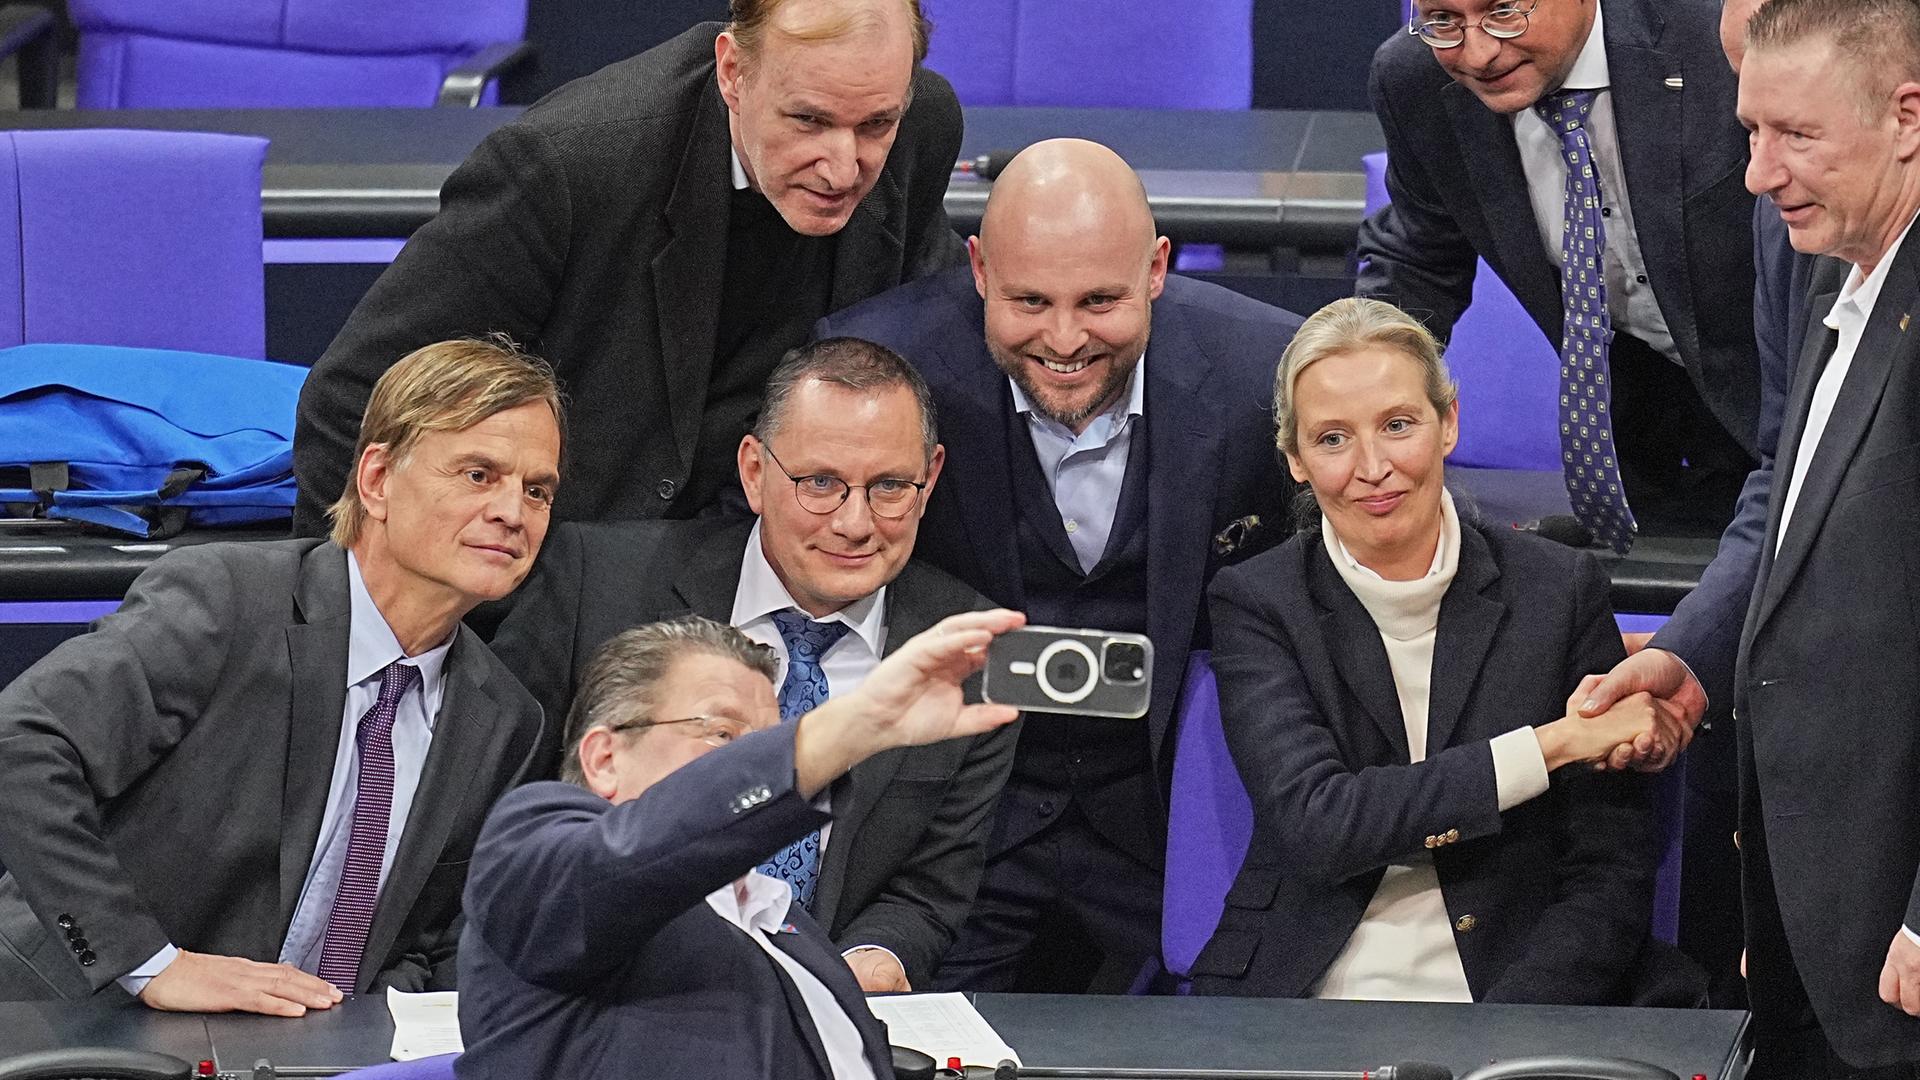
[923,0,1253,108]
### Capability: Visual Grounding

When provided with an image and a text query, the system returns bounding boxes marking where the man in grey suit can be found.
[1360,0,1759,541]
[491,337,1015,992]
[0,339,559,1014]
[293,0,964,533]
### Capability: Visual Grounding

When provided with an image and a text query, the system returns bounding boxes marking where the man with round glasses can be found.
[1359,0,1759,546]
[459,611,1025,1080]
[491,335,1015,996]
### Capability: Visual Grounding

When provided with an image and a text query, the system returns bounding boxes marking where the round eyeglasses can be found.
[1408,0,1538,48]
[762,443,929,520]
[607,715,751,748]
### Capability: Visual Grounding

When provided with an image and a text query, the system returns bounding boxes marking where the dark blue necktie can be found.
[757,610,852,908]
[1538,89,1636,554]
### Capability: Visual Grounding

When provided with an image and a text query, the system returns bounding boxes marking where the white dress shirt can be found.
[705,873,880,1080]
[1010,354,1148,572]
[1311,490,1550,1001]
[1511,1,1679,365]
[119,552,452,994]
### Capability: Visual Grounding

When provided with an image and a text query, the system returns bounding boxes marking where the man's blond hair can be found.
[328,337,564,548]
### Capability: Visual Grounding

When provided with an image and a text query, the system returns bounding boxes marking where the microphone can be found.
[954,148,1019,181]
[1515,514,1596,549]
[989,1061,1451,1080]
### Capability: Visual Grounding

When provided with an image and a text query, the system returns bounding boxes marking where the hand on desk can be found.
[1536,692,1683,772]
[1574,648,1706,772]
[845,947,912,993]
[138,950,342,1016]
[1882,929,1920,1016]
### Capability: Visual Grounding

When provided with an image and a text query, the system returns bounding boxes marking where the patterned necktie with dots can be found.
[757,610,853,908]
[1537,89,1636,554]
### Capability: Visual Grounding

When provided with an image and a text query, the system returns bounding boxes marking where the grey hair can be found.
[753,337,939,465]
[560,616,778,785]
[1273,297,1458,458]
[1748,0,1920,118]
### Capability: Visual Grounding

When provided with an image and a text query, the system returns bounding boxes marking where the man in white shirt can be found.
[492,336,1016,993]
[1701,1,1920,1074]
[457,610,1023,1080]
[1357,0,1759,542]
[0,338,559,1012]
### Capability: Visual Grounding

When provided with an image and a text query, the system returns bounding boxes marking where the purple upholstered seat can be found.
[1361,151,1562,471]
[334,1055,458,1079]
[0,129,267,358]
[70,0,525,108]
[921,0,1253,108]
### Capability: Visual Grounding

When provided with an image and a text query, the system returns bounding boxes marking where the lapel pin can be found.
[1663,76,1684,91]
[1903,313,1912,332]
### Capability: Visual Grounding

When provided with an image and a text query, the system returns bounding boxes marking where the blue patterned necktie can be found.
[1538,89,1636,554]
[757,610,853,908]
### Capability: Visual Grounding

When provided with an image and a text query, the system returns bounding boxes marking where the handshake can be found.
[1536,641,1705,773]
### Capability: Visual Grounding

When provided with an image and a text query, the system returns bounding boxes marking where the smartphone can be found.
[983,626,1153,719]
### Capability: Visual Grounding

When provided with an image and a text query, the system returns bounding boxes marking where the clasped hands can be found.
[1550,640,1706,773]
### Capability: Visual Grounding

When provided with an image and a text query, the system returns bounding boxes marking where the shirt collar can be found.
[1328,487,1459,581]
[707,871,794,932]
[344,552,453,728]
[1828,211,1920,329]
[1009,351,1148,439]
[1556,2,1609,93]
[730,146,751,192]
[730,519,888,655]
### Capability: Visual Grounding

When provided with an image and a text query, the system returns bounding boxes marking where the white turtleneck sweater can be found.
[1308,489,1551,1002]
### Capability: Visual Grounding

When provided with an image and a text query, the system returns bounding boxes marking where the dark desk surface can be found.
[0,470,1717,616]
[0,995,1750,1080]
[0,106,1382,249]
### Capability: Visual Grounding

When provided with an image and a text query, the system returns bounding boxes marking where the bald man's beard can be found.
[987,332,1148,432]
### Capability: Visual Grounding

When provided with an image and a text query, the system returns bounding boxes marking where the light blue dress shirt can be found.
[1010,354,1148,572]
[116,552,451,995]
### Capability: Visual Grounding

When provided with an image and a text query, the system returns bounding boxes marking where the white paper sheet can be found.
[386,986,464,1061]
[864,992,1022,1069]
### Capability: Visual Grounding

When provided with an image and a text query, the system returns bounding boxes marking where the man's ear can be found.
[919,443,947,506]
[715,31,745,111]
[968,236,989,299]
[738,434,767,516]
[577,727,621,801]
[357,443,396,526]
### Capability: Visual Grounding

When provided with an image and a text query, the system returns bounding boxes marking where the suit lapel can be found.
[278,545,353,935]
[1749,287,1839,636]
[672,518,757,620]
[928,342,1024,606]
[1606,16,1695,361]
[1306,542,1409,761]
[1759,251,1920,630]
[358,630,504,989]
[1425,526,1504,758]
[1142,305,1226,763]
[653,78,733,475]
[1444,83,1562,326]
[763,914,893,1079]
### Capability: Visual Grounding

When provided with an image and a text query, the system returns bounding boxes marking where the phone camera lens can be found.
[1102,642,1147,683]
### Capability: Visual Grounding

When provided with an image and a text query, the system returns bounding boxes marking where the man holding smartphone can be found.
[818,139,1305,992]
[491,337,1015,993]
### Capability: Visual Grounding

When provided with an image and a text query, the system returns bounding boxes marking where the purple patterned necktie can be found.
[757,611,851,908]
[317,660,420,992]
[1538,89,1637,554]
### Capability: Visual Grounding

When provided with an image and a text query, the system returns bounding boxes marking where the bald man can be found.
[820,139,1305,992]
[294,0,965,531]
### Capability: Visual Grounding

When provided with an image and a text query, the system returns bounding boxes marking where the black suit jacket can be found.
[1737,244,1920,1065]
[1355,0,1760,454]
[489,516,1015,985]
[1191,521,1662,1003]
[0,540,542,998]
[292,22,965,532]
[456,728,892,1080]
[818,269,1303,813]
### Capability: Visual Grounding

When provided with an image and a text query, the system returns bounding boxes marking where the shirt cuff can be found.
[115,943,180,999]
[1903,926,1920,950]
[841,944,904,970]
[1492,728,1552,812]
